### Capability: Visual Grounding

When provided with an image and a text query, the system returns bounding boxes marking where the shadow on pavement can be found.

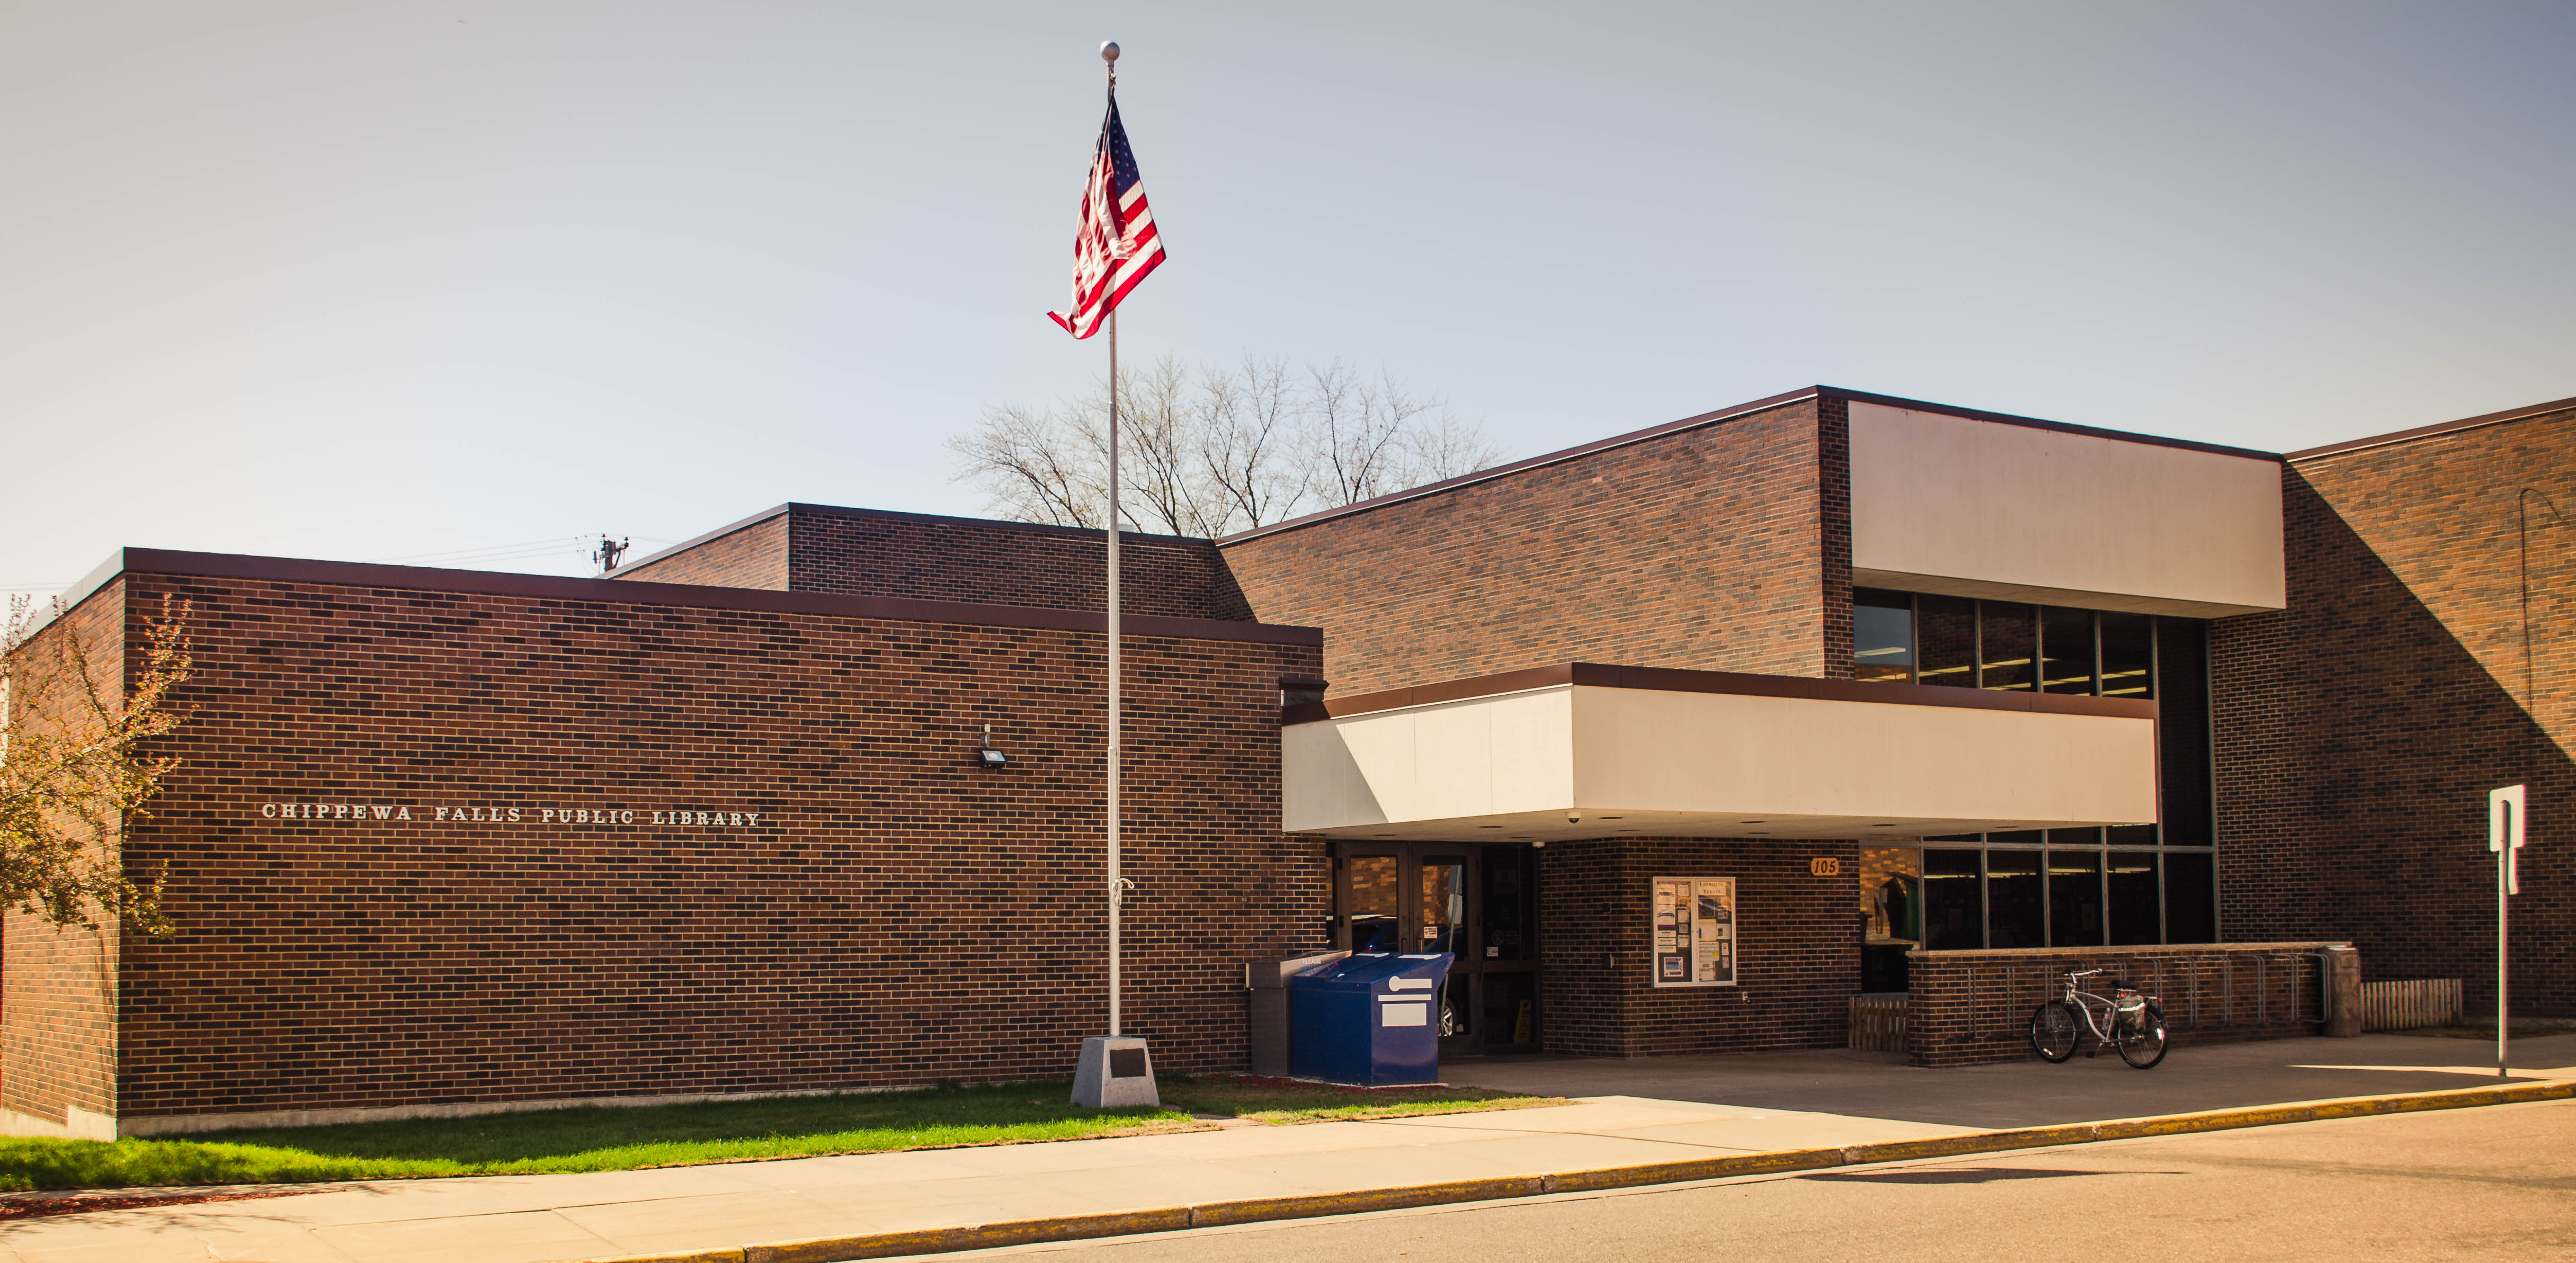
[1442,1033,2576,1130]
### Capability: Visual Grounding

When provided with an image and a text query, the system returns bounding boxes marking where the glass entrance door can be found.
[1333,843,1538,1054]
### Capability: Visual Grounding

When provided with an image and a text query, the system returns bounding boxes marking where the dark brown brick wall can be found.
[2214,406,2576,1016]
[614,514,789,590]
[786,508,1253,621]
[1536,836,1859,1056]
[1222,401,1832,696]
[108,569,1322,1122]
[3,584,127,1131]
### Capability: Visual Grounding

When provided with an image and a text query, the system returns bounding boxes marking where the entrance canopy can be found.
[1283,664,2159,843]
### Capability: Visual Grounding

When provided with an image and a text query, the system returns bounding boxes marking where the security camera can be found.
[1566,812,1582,825]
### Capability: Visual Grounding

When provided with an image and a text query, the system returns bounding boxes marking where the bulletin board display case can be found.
[1651,876,1735,987]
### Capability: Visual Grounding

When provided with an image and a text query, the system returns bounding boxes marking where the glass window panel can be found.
[2157,619,2214,845]
[2040,606,2097,694]
[1980,603,2037,691]
[2107,851,2160,945]
[1986,850,2044,948]
[1859,846,1921,944]
[1347,854,1400,952]
[2106,824,2158,848]
[2165,851,2217,943]
[1481,972,1537,1046]
[1480,845,1534,961]
[1922,849,1984,950]
[2047,828,2102,847]
[1853,589,1915,683]
[2100,612,2153,697]
[1420,858,1467,954]
[1989,830,2044,847]
[2048,850,2104,947]
[1917,595,1976,688]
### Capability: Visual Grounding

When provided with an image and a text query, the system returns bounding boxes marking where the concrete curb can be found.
[574,1079,2574,1263]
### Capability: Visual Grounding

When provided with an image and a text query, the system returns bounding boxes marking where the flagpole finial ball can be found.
[1100,41,1120,62]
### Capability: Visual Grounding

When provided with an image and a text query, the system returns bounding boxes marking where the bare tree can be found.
[951,357,1502,536]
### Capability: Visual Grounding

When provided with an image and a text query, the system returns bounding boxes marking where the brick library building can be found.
[6,386,2570,1137]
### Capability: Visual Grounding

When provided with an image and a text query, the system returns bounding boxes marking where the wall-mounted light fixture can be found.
[977,724,1008,768]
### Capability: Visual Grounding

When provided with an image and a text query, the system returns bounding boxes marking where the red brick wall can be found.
[2,584,127,1133]
[2214,406,2576,1016]
[787,508,1253,621]
[1536,836,1859,1056]
[110,569,1323,1122]
[1222,400,1832,696]
[614,514,789,589]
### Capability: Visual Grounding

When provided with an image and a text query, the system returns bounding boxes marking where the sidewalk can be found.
[3,1033,2569,1263]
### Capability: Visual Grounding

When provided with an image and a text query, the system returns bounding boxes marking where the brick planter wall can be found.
[1906,942,2341,1067]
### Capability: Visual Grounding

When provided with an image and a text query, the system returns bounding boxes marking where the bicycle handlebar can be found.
[2065,969,2102,978]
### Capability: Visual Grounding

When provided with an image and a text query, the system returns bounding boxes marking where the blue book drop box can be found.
[1287,952,1452,1086]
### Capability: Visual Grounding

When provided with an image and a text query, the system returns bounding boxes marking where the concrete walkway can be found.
[2,1033,2568,1263]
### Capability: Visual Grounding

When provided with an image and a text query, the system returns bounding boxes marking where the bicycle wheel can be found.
[2117,1004,2169,1069]
[2029,1001,2080,1063]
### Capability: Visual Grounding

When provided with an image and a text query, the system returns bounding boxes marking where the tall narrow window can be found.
[2047,850,2103,947]
[2099,612,2153,697]
[1916,595,1976,688]
[1986,850,2044,947]
[1853,589,1914,683]
[2165,852,2217,943]
[2039,606,2096,694]
[1922,850,1983,950]
[2157,619,2214,845]
[1980,603,2037,691]
[2107,852,2160,945]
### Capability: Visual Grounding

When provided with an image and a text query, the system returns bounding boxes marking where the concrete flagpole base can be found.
[1071,1035,1158,1108]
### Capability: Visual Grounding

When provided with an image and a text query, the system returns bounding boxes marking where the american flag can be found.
[1047,94,1164,339]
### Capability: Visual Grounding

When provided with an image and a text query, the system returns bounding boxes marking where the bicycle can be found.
[2029,968,2168,1069]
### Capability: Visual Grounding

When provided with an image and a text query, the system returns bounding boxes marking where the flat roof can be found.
[1219,384,2281,546]
[616,501,1218,577]
[54,548,1320,647]
[2286,395,2576,462]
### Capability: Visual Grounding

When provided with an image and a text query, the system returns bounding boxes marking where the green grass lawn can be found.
[0,1076,1556,1193]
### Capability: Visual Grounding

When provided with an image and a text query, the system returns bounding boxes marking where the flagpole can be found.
[1103,44,1124,1043]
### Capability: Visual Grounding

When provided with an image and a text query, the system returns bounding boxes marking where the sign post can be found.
[2489,784,2526,1078]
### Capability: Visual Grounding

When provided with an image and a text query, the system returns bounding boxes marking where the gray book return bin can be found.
[1246,950,1349,1076]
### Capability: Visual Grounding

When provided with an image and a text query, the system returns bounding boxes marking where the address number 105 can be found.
[1809,857,1841,876]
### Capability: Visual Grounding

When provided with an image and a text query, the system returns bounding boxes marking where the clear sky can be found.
[5,1,2570,600]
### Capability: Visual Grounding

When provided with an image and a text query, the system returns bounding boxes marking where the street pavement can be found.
[0,1033,2568,1262]
[995,1097,2576,1262]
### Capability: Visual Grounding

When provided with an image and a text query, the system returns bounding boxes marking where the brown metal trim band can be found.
[97,549,1323,647]
[1285,661,2159,724]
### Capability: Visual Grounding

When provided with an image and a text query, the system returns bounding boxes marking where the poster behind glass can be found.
[1651,876,1735,987]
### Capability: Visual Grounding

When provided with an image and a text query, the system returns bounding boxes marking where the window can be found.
[2048,850,2103,947]
[1985,849,2044,948]
[2107,852,2160,945]
[2100,612,2153,697]
[1849,590,2218,949]
[2164,852,2217,942]
[1980,604,2037,691]
[2040,606,2096,695]
[1853,589,1915,683]
[1922,850,1983,950]
[1917,595,1976,688]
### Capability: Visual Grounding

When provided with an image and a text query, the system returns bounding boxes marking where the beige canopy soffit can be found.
[1282,663,2161,843]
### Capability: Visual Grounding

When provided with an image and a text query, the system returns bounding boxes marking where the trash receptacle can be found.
[1248,951,1349,1077]
[1288,952,1452,1086]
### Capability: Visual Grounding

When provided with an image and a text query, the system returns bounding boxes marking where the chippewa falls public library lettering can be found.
[259,801,769,828]
[6,384,2569,1137]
